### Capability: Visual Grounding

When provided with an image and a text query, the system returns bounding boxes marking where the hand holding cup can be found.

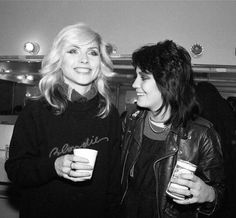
[166,160,197,200]
[72,148,98,180]
[54,149,98,182]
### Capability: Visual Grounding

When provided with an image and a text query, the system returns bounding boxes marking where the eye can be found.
[88,49,99,56]
[67,48,79,54]
[140,72,149,81]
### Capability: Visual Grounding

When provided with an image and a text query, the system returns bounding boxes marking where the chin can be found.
[136,101,145,108]
[76,79,94,86]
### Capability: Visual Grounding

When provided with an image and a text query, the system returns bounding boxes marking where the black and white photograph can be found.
[0,1,235,218]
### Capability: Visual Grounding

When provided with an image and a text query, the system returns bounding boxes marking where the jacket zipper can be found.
[121,151,140,203]
[121,131,131,183]
[153,153,177,218]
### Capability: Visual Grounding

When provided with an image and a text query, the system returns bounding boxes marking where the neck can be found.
[64,80,92,95]
[149,106,171,123]
[72,85,92,96]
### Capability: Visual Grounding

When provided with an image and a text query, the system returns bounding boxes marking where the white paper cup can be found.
[73,148,98,179]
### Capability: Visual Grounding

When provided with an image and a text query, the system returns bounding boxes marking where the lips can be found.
[74,67,91,73]
[136,90,145,96]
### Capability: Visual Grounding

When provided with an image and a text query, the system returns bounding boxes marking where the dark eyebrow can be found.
[139,71,147,76]
[89,45,100,49]
[141,69,152,75]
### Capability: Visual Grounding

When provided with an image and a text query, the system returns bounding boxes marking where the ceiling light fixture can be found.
[24,42,40,55]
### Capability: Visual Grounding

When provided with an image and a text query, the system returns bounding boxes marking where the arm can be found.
[5,103,58,188]
[5,102,93,187]
[170,126,225,215]
[196,126,225,215]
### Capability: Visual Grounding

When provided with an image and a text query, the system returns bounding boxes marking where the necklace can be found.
[148,116,170,134]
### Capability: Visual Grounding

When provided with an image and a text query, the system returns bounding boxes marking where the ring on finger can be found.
[188,188,193,198]
[70,162,73,169]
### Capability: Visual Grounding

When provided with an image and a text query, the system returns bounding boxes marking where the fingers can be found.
[63,173,91,182]
[173,194,196,204]
[70,161,93,171]
[72,155,90,163]
[170,174,213,204]
[67,155,92,182]
[66,168,92,182]
[168,173,201,204]
[54,154,71,176]
[169,185,197,205]
[69,170,92,178]
[55,154,92,182]
[168,183,191,197]
[171,175,195,190]
[69,161,93,178]
[61,154,91,171]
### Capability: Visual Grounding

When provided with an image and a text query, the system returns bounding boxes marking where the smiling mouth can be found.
[74,67,91,73]
[136,92,145,96]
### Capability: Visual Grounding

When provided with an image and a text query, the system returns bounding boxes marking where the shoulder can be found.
[190,116,214,129]
[17,98,51,120]
[187,116,220,141]
[24,98,49,112]
[123,108,146,129]
[185,117,221,153]
[128,107,146,120]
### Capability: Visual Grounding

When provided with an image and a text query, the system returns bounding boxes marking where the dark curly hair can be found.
[132,40,199,127]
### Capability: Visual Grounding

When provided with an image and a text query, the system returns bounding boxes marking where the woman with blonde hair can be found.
[5,23,121,218]
[40,23,113,117]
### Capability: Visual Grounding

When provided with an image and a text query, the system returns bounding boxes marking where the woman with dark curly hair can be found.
[121,40,224,218]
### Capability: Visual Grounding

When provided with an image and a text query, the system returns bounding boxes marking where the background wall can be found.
[0,0,236,65]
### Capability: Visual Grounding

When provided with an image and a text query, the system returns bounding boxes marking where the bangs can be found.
[65,26,99,46]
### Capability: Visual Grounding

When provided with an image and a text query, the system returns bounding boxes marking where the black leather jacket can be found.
[121,110,225,218]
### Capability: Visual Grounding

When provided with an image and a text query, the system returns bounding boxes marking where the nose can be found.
[132,77,139,89]
[80,53,88,64]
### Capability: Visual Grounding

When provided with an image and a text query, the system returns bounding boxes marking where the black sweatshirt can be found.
[5,94,121,218]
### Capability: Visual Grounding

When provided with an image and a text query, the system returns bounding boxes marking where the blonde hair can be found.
[39,23,114,118]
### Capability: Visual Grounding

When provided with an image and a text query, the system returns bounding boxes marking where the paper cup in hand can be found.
[73,148,98,179]
[166,159,197,200]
